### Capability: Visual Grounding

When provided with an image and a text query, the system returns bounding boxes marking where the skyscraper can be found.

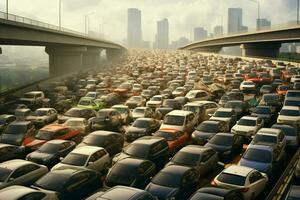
[194,27,207,41]
[127,8,142,48]
[257,18,271,30]
[155,18,169,49]
[228,8,243,34]
[213,26,223,37]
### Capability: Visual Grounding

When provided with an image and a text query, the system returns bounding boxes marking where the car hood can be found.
[239,158,270,173]
[126,127,147,133]
[27,116,47,121]
[28,151,54,160]
[147,101,161,105]
[192,130,215,139]
[251,113,270,119]
[146,183,178,199]
[160,124,183,131]
[232,125,256,132]
[1,134,24,145]
[205,143,231,153]
[278,115,300,121]
[132,113,144,118]
[113,153,131,163]
[26,139,46,147]
[210,116,231,122]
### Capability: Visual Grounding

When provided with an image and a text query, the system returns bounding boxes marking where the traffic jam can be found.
[0,50,300,199]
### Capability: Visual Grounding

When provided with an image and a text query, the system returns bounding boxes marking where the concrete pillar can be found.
[45,46,87,77]
[106,48,125,63]
[240,43,281,58]
[196,46,222,54]
[82,47,102,68]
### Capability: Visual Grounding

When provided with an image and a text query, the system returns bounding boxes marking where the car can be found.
[78,131,124,156]
[160,110,197,134]
[185,90,211,102]
[145,165,199,200]
[77,97,103,111]
[293,82,300,90]
[156,99,182,117]
[224,100,248,119]
[26,140,76,168]
[189,187,243,200]
[251,106,277,125]
[0,185,58,200]
[146,95,164,110]
[259,93,282,111]
[285,185,300,200]
[210,108,237,129]
[260,85,275,95]
[0,121,36,146]
[277,106,300,125]
[284,97,300,107]
[51,146,110,172]
[277,85,290,96]
[0,159,48,189]
[90,109,122,131]
[24,124,80,151]
[153,128,189,154]
[0,143,25,162]
[202,76,213,85]
[212,165,268,200]
[132,107,154,120]
[59,107,96,123]
[63,117,91,135]
[291,75,300,83]
[240,81,256,92]
[239,144,284,177]
[105,158,156,189]
[85,186,156,200]
[112,105,132,124]
[125,96,146,109]
[231,116,264,140]
[32,168,102,200]
[141,90,153,100]
[166,145,219,176]
[125,118,161,141]
[192,120,228,145]
[205,133,243,160]
[0,115,16,134]
[26,108,57,128]
[271,124,299,150]
[172,87,187,97]
[112,136,169,169]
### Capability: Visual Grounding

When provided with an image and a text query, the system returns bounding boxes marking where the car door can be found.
[248,171,266,197]
[66,172,91,199]
[9,164,41,186]
[87,150,108,171]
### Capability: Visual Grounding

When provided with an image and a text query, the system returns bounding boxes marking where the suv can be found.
[277,106,300,125]
[112,136,169,169]
[231,116,264,140]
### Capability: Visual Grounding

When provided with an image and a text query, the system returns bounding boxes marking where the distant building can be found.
[228,8,246,34]
[257,18,271,30]
[213,26,223,37]
[141,40,151,49]
[127,8,142,48]
[155,18,169,49]
[194,27,207,41]
[170,37,190,49]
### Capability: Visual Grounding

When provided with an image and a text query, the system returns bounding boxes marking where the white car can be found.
[277,106,300,125]
[240,81,256,91]
[51,146,110,172]
[291,75,300,83]
[146,95,164,109]
[185,90,211,102]
[63,118,90,134]
[212,165,268,200]
[210,108,237,129]
[231,116,264,139]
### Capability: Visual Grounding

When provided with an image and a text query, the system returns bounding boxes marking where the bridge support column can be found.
[83,47,102,68]
[240,43,281,58]
[106,49,125,63]
[197,46,222,54]
[45,46,87,77]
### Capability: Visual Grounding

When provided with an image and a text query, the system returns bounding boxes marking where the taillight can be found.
[211,180,217,186]
[239,187,249,193]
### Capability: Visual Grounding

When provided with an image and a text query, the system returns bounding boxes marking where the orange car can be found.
[24,124,80,151]
[277,85,290,96]
[153,128,189,154]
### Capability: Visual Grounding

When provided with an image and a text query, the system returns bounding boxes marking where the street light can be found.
[249,0,260,30]
[84,12,95,35]
[6,0,8,20]
[59,0,62,30]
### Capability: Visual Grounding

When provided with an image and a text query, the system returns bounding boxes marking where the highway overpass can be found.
[0,13,126,76]
[180,25,300,58]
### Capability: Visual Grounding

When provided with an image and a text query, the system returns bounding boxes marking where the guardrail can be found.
[266,148,300,200]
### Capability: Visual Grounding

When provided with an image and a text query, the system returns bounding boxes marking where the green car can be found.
[77,97,105,111]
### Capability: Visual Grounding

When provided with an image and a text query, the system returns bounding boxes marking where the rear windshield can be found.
[217,173,245,186]
[164,115,185,126]
[243,148,272,163]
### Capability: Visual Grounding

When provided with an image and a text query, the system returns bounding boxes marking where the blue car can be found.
[238,144,283,176]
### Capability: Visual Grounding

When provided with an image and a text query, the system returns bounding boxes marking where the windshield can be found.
[78,100,91,106]
[65,120,83,127]
[214,111,231,117]
[132,120,150,128]
[4,124,27,134]
[0,119,5,125]
[253,134,277,144]
[209,135,232,146]
[217,173,245,186]
[35,130,53,140]
[285,100,300,107]
[113,107,128,114]
[64,109,82,117]
[35,110,48,116]
[33,173,69,192]
[243,148,272,163]
[24,94,35,98]
[151,97,162,101]
[162,100,175,108]
[196,122,218,133]
[39,143,59,153]
[0,167,11,182]
[152,171,182,188]
[124,143,149,158]
[133,108,145,114]
[280,109,300,116]
[278,85,289,90]
[130,96,142,101]
[183,106,199,113]
[82,135,106,146]
[254,107,270,115]
[263,95,278,102]
[238,119,256,126]
[154,131,176,141]
[62,153,88,166]
[163,115,185,126]
[225,102,242,108]
[287,91,300,98]
[172,151,199,166]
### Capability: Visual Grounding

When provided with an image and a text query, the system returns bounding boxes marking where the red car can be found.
[24,124,80,151]
[153,128,189,154]
[277,84,290,96]
[257,72,273,84]
[281,70,294,82]
[244,73,260,83]
[113,82,133,96]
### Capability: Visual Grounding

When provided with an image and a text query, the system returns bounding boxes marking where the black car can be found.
[145,165,199,200]
[192,120,228,145]
[251,106,277,126]
[224,100,248,119]
[77,131,124,156]
[125,118,161,141]
[58,107,96,124]
[113,136,169,169]
[106,158,156,189]
[90,109,122,131]
[0,143,25,162]
[32,168,102,200]
[204,133,243,160]
[156,99,182,117]
[26,139,76,167]
[189,187,243,200]
[0,115,16,134]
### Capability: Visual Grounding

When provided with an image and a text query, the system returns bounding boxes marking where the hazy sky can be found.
[0,0,297,44]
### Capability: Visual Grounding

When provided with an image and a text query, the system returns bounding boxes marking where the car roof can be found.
[180,145,212,154]
[0,114,15,119]
[116,158,149,166]
[90,130,120,136]
[97,186,146,200]
[71,146,104,155]
[246,144,273,152]
[167,110,193,116]
[0,159,36,170]
[0,143,16,148]
[10,121,31,125]
[222,165,254,177]
[240,116,258,120]
[46,139,69,145]
[160,165,192,176]
[216,108,233,112]
[40,124,67,132]
[134,136,165,145]
[112,105,129,109]
[282,106,300,110]
[36,108,53,111]
[0,186,39,199]
[258,128,282,135]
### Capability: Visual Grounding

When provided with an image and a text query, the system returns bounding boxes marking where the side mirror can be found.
[8,177,14,182]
